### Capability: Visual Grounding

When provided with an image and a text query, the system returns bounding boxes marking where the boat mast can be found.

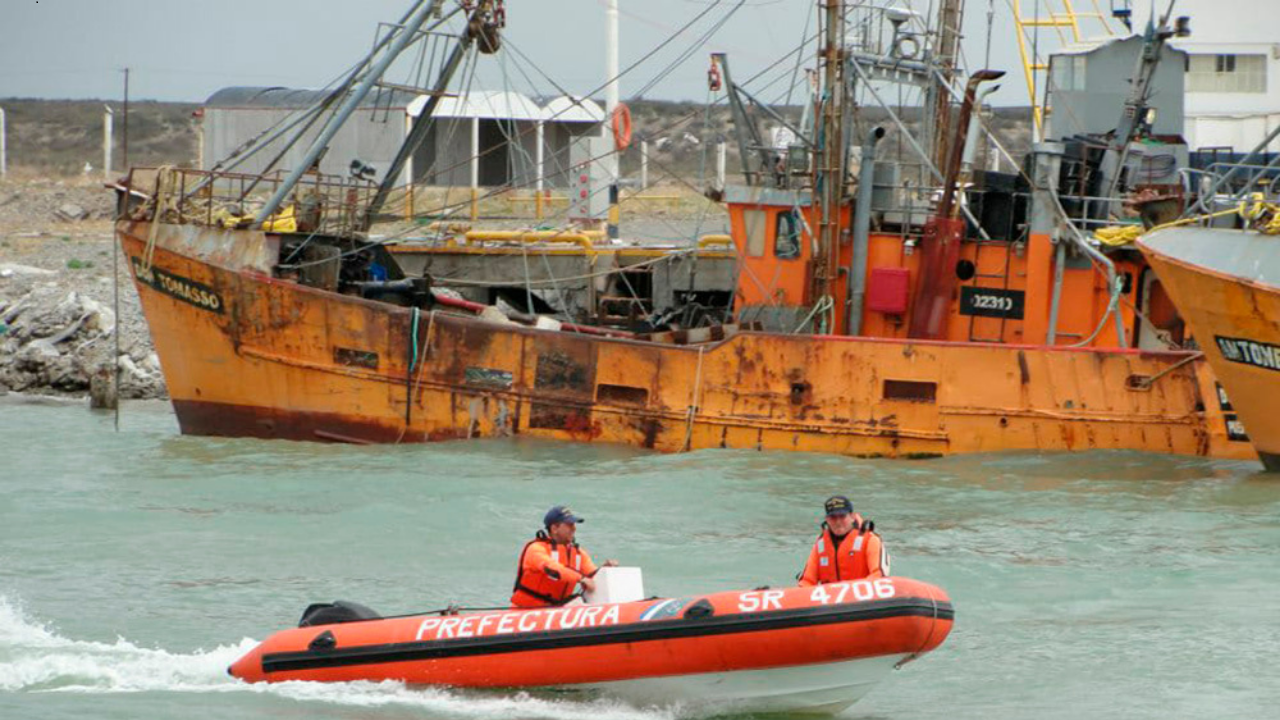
[929,0,964,169]
[254,0,450,228]
[811,0,848,330]
[369,1,503,225]
[1094,2,1184,217]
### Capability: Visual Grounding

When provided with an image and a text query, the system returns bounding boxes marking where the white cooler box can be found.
[583,566,645,604]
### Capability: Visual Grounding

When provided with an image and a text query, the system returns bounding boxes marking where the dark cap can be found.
[544,505,584,527]
[824,495,854,516]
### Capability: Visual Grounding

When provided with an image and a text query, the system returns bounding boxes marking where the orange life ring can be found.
[611,103,633,152]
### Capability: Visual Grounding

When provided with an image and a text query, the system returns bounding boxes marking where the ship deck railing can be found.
[124,167,378,237]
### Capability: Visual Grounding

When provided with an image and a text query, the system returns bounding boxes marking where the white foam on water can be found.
[0,596,678,720]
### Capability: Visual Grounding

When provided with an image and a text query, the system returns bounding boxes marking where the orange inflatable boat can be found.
[229,576,954,714]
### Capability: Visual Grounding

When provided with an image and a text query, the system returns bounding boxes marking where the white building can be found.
[1139,0,1280,152]
[201,88,604,189]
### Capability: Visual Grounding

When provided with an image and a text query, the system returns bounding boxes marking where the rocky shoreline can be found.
[0,178,166,401]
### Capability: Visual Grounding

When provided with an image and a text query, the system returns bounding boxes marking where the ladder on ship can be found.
[965,235,1017,344]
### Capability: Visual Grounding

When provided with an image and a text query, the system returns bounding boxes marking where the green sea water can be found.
[2,395,1278,719]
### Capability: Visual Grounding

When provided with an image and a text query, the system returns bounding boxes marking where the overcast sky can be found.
[0,0,1239,107]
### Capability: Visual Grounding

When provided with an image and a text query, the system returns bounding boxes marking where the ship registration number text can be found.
[808,578,896,605]
[959,287,1025,320]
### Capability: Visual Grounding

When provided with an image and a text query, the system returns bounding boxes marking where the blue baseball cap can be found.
[824,495,854,516]
[544,505,584,527]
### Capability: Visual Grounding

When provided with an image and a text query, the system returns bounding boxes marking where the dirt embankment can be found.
[0,178,164,400]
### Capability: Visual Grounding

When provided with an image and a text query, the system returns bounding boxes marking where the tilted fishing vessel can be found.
[229,576,954,714]
[1140,226,1280,471]
[115,0,1256,460]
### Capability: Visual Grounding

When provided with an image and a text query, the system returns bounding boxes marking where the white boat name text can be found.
[415,605,622,640]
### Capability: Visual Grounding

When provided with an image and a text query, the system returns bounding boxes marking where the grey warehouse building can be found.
[200,87,605,189]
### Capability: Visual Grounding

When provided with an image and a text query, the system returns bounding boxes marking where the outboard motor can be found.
[297,600,382,628]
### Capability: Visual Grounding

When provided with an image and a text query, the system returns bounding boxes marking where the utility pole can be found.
[122,68,130,173]
[605,0,621,239]
[0,106,7,179]
[811,0,847,332]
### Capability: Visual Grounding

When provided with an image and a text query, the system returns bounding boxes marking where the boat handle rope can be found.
[896,586,942,669]
[365,596,671,622]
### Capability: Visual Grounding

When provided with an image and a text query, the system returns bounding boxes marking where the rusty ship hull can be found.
[1140,227,1280,471]
[120,219,1253,459]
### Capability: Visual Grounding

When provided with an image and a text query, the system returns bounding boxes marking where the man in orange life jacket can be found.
[798,495,888,586]
[510,506,618,609]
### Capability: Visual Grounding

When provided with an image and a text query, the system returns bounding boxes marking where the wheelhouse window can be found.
[775,209,802,259]
[743,209,767,257]
[1050,55,1086,92]
[1187,54,1267,93]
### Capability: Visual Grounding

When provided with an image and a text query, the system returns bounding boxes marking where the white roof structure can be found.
[406,91,603,122]
[543,96,606,123]
[1051,34,1134,57]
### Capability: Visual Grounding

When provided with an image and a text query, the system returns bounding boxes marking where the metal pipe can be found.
[962,85,1000,175]
[715,142,727,191]
[535,121,545,195]
[938,70,1004,220]
[1052,190,1128,346]
[714,53,765,184]
[605,0,620,239]
[255,0,443,226]
[640,140,648,190]
[605,0,619,117]
[1046,241,1066,345]
[848,58,993,241]
[470,116,480,221]
[463,230,596,251]
[365,2,470,218]
[847,126,885,336]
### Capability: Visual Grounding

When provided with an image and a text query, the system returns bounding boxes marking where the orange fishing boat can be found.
[1139,227,1280,471]
[228,577,954,714]
[113,0,1255,461]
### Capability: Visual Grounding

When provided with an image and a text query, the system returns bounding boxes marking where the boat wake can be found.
[0,596,677,719]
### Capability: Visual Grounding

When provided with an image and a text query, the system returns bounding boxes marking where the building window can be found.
[1187,54,1267,93]
[775,209,801,259]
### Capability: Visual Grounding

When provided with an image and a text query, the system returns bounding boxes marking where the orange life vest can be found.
[798,518,887,586]
[510,533,599,608]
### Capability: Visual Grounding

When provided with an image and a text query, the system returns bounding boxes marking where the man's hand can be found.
[603,559,619,568]
[580,576,597,593]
